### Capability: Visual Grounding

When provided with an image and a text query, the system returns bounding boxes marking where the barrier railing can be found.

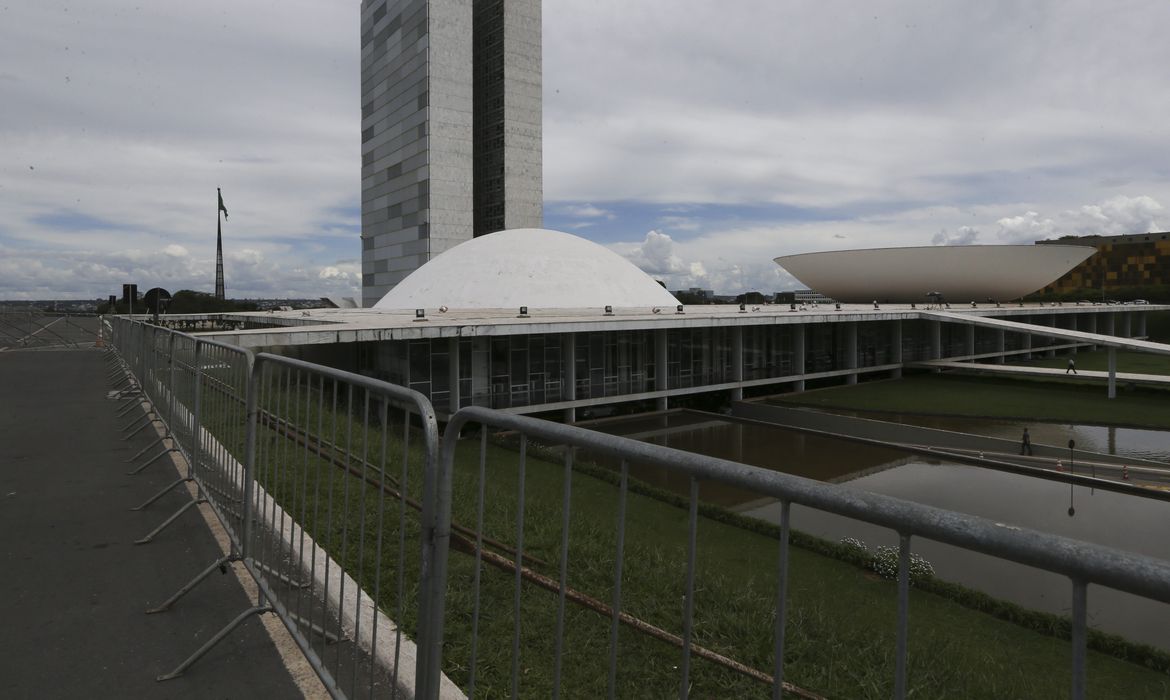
[104,318,449,698]
[242,352,447,698]
[436,405,1170,700]
[106,315,1170,699]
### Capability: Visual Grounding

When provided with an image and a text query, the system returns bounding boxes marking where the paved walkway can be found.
[0,348,308,698]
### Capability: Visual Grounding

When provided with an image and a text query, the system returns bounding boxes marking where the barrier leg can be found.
[130,477,192,511]
[146,554,234,614]
[156,605,273,682]
[116,397,144,417]
[126,446,180,476]
[134,497,206,545]
[125,435,169,463]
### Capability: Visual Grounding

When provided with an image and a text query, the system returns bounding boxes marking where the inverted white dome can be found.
[774,245,1095,303]
[374,228,681,310]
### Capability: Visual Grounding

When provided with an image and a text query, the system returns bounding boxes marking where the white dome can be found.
[374,228,681,310]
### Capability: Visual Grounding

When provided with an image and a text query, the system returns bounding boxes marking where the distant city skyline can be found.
[2,1,1169,299]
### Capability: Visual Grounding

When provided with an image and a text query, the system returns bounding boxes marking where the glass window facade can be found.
[667,328,733,389]
[742,325,797,380]
[357,312,1132,413]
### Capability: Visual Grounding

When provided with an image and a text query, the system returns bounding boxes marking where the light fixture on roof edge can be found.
[604,305,614,315]
[414,308,427,321]
[676,304,685,314]
[518,306,529,318]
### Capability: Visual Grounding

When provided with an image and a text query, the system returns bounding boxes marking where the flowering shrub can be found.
[870,545,935,585]
[839,536,868,553]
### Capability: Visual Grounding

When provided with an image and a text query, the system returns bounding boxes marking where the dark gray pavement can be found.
[0,348,305,698]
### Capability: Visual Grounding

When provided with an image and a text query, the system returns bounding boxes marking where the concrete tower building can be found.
[360,0,542,307]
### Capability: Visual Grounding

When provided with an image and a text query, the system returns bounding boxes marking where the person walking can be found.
[1020,428,1033,456]
[1067,358,1077,374]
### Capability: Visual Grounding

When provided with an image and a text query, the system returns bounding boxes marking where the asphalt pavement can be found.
[0,347,306,698]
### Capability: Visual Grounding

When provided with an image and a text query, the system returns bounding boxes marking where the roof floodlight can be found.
[945,303,951,309]
[995,301,1000,308]
[439,305,448,313]
[873,301,879,310]
[789,303,797,311]
[414,308,427,321]
[910,302,916,309]
[676,304,685,314]
[834,303,841,311]
[652,307,661,314]
[971,301,977,308]
[604,305,614,315]
[518,306,529,317]
[738,303,747,313]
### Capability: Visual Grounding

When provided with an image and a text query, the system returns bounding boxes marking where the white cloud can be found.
[560,204,613,219]
[997,195,1164,243]
[932,226,980,246]
[3,1,1170,299]
[622,230,687,275]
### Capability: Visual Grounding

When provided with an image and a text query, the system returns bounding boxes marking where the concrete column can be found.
[1108,347,1117,400]
[562,332,576,423]
[1138,312,1147,338]
[1045,314,1056,358]
[656,328,669,411]
[1022,317,1033,358]
[793,324,806,392]
[965,325,975,359]
[1104,312,1116,338]
[845,321,858,384]
[930,320,941,360]
[891,320,903,379]
[447,337,460,414]
[1122,312,1132,338]
[995,329,1005,364]
[731,326,744,401]
[1086,313,1098,351]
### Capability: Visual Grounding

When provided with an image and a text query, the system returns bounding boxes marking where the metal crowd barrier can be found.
[104,318,450,699]
[241,352,446,698]
[105,315,1170,700]
[436,405,1170,700]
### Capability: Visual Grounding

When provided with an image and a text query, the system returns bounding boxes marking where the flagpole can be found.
[215,188,227,300]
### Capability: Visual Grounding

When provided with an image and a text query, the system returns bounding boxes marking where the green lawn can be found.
[773,372,1170,429]
[205,374,1170,698]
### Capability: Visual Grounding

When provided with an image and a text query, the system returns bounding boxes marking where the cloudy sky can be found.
[3,1,1169,300]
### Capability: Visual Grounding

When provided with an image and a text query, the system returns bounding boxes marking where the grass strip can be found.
[210,378,1170,698]
[773,371,1170,429]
